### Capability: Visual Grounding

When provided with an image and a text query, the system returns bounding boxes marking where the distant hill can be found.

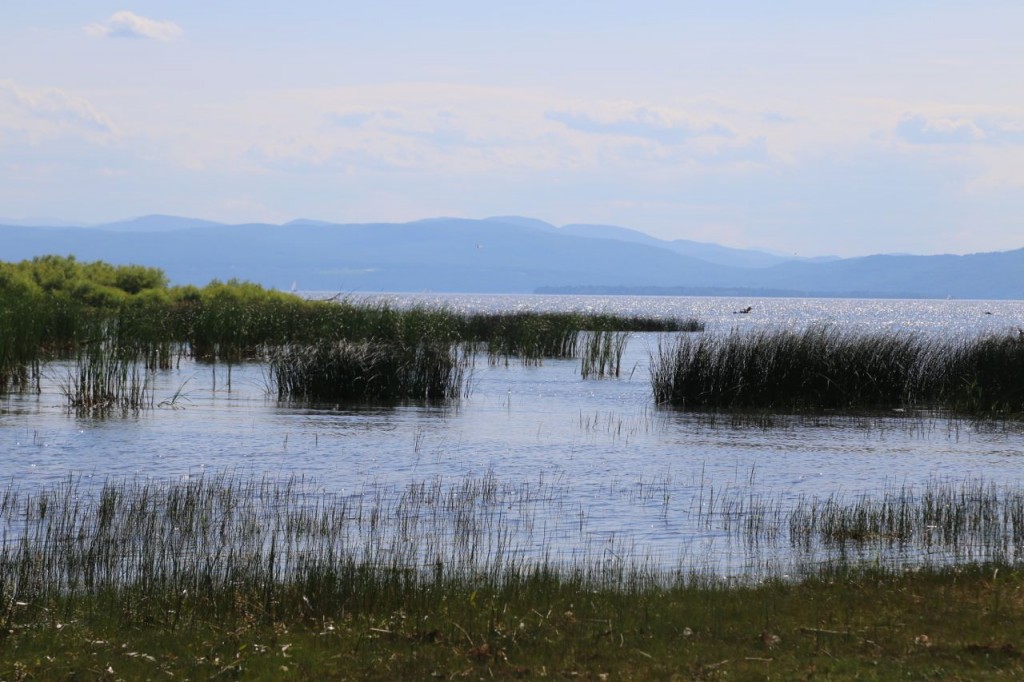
[557,222,828,268]
[92,214,227,232]
[0,215,1021,299]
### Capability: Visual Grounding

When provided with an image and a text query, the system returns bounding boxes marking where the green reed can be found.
[58,339,155,415]
[0,257,168,386]
[7,472,1024,682]
[805,479,1024,557]
[466,312,580,365]
[669,475,1024,570]
[0,472,643,624]
[2,255,704,368]
[462,311,700,366]
[3,256,709,404]
[579,330,631,379]
[652,326,1024,417]
[5,472,1024,619]
[268,340,473,402]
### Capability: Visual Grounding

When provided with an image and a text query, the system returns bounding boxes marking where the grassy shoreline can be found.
[4,565,1023,679]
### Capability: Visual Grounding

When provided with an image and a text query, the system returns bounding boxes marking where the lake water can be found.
[3,294,1024,578]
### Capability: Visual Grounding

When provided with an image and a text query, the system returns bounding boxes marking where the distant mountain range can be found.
[1,214,1021,300]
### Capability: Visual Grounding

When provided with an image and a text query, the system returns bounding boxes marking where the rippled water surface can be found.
[4,295,1024,575]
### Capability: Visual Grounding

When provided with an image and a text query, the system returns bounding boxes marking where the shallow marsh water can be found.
[3,294,1024,577]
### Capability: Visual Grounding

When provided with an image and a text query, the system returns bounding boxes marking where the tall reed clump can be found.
[174,290,465,363]
[580,330,631,379]
[461,312,583,365]
[651,326,1024,417]
[584,313,703,333]
[0,256,173,391]
[175,280,280,362]
[937,333,1024,416]
[460,311,700,366]
[0,276,40,392]
[59,338,154,415]
[0,262,100,390]
[268,340,472,402]
[112,290,182,370]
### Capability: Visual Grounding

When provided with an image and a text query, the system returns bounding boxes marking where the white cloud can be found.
[325,109,402,128]
[895,113,1024,147]
[0,80,116,136]
[545,104,733,145]
[896,114,987,145]
[7,72,1021,255]
[200,87,786,183]
[85,11,182,43]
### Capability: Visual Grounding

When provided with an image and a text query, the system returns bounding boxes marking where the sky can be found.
[2,2,1024,257]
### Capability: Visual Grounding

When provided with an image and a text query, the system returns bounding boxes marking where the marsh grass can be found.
[469,313,585,366]
[2,259,704,396]
[3,473,1022,607]
[578,312,703,334]
[0,361,38,394]
[786,479,1024,562]
[3,283,705,406]
[0,472,604,615]
[58,341,154,415]
[6,474,1024,678]
[250,308,698,400]
[268,340,473,402]
[0,294,71,393]
[463,311,698,366]
[580,330,631,379]
[652,326,1024,417]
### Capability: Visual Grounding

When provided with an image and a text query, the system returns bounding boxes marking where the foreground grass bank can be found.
[3,566,1023,679]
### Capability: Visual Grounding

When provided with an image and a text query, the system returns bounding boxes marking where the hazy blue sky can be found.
[3,2,1023,256]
